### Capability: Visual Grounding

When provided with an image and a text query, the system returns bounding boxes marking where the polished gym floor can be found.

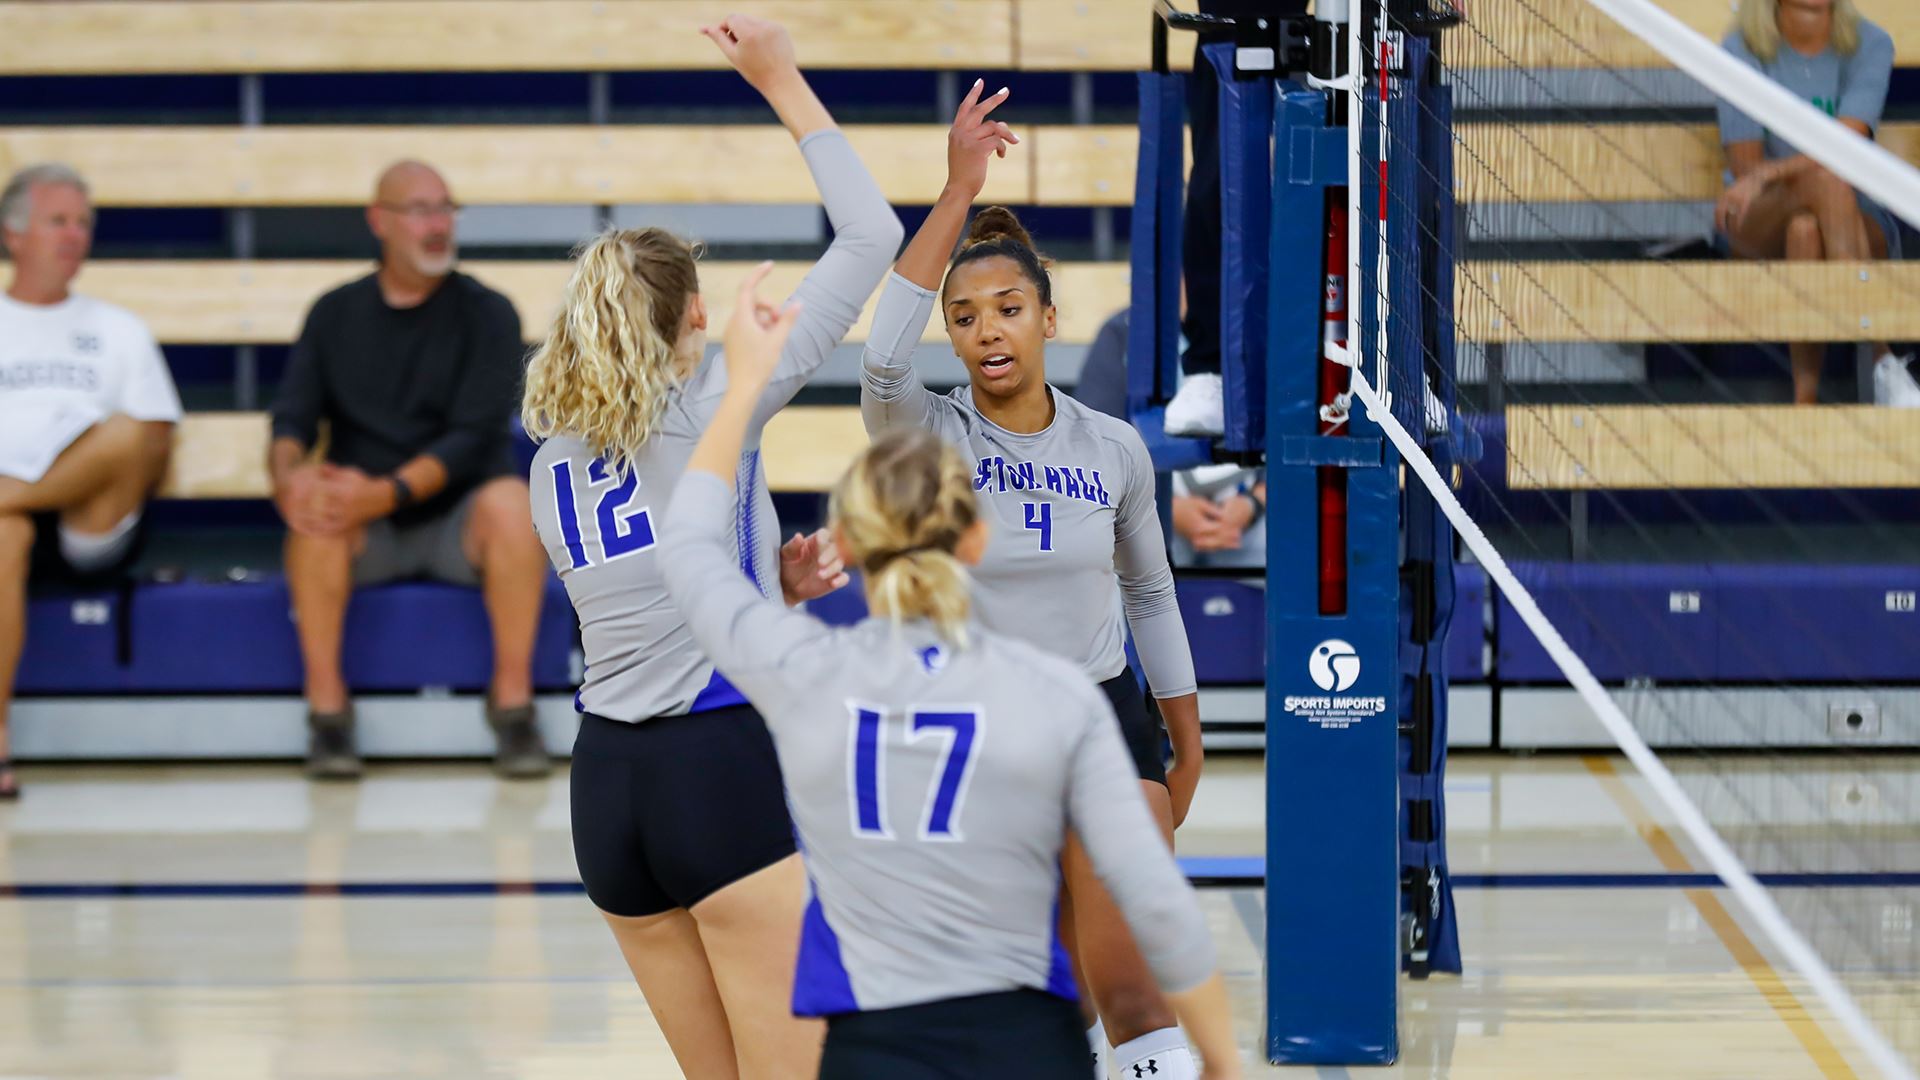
[1,751,1913,1077]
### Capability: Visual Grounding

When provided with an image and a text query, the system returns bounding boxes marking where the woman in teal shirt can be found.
[1715,0,1915,405]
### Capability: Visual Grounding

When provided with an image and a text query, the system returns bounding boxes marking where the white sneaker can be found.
[1873,352,1920,407]
[1164,373,1225,436]
[1423,372,1449,434]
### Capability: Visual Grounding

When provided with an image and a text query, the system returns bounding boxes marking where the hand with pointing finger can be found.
[721,260,803,393]
[946,78,1020,200]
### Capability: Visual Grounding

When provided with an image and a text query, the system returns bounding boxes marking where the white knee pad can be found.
[59,511,140,573]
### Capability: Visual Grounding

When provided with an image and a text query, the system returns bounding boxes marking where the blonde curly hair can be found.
[522,228,702,476]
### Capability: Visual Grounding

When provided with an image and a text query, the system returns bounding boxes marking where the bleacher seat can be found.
[23,577,577,696]
[1498,561,1920,684]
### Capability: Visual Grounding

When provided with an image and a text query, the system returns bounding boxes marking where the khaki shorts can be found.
[352,486,482,588]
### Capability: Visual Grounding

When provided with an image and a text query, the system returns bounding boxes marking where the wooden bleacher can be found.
[1028,0,1920,70]
[0,126,1033,208]
[1504,404,1920,489]
[82,259,1132,346]
[6,120,1912,209]
[1464,261,1920,343]
[158,407,871,499]
[14,0,1909,74]
[0,1,1018,74]
[91,256,1920,350]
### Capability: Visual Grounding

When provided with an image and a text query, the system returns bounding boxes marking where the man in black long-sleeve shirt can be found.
[268,159,549,780]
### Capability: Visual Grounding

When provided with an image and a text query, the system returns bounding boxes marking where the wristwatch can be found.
[390,474,415,509]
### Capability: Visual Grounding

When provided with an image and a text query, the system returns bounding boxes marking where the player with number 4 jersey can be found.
[660,266,1239,1080]
[859,84,1204,1079]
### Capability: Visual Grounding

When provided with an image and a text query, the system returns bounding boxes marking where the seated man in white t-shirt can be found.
[0,163,183,799]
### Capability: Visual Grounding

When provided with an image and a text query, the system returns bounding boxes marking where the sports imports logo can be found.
[1309,639,1361,692]
[1284,639,1386,729]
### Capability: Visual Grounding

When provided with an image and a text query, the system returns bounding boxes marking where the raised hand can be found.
[720,261,803,391]
[946,79,1019,199]
[699,14,798,94]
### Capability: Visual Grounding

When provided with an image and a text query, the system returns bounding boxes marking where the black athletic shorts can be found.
[570,705,796,918]
[1097,672,1168,786]
[819,990,1088,1080]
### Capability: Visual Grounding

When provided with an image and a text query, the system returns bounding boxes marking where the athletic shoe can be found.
[488,702,551,779]
[1164,373,1225,436]
[1424,372,1449,434]
[306,707,362,780]
[1873,353,1920,407]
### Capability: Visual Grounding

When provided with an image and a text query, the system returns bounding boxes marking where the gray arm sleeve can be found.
[859,272,941,435]
[1065,685,1216,993]
[1716,33,1766,146]
[752,130,906,430]
[1838,26,1894,130]
[1112,431,1197,698]
[659,472,833,699]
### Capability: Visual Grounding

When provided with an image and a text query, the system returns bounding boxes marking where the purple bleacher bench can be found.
[1497,561,1920,684]
[21,577,576,696]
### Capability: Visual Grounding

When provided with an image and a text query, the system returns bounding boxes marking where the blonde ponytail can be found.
[522,227,702,477]
[831,428,980,648]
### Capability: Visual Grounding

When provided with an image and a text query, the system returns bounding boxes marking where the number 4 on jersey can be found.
[552,457,656,570]
[1022,501,1053,552]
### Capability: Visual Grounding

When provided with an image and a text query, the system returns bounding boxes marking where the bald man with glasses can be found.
[269,159,550,781]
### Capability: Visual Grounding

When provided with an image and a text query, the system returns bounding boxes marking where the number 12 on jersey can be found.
[849,704,983,842]
[552,457,655,570]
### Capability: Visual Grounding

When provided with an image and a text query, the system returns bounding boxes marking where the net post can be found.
[1263,76,1401,1065]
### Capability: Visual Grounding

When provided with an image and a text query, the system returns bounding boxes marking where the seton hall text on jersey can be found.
[973,455,1110,506]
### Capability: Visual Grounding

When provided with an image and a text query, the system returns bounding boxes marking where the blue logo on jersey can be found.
[918,644,948,674]
[972,455,1109,507]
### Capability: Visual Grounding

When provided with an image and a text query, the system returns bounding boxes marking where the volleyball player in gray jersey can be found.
[658,273,1240,1079]
[519,17,900,1080]
[860,87,1205,1078]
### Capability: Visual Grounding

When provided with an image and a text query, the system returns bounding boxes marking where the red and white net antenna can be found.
[1371,3,1400,414]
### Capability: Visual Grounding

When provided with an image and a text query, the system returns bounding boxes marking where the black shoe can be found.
[306,708,362,780]
[487,701,551,779]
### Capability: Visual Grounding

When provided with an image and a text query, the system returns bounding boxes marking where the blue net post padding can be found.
[1128,71,1212,472]
[1208,43,1275,455]
[1265,79,1401,1065]
[1393,39,1463,979]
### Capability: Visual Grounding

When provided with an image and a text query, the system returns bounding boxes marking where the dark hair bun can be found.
[965,206,1034,250]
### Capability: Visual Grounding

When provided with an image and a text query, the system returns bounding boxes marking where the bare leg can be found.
[0,415,144,517]
[1063,779,1180,1045]
[1781,210,1827,405]
[285,530,360,714]
[462,477,545,710]
[0,513,31,796]
[600,907,742,1080]
[1726,166,1892,405]
[689,854,823,1080]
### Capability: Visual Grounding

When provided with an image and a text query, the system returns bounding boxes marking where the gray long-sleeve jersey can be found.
[528,130,902,723]
[659,471,1215,1014]
[860,273,1197,698]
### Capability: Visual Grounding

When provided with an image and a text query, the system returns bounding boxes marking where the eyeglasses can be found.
[376,201,461,220]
